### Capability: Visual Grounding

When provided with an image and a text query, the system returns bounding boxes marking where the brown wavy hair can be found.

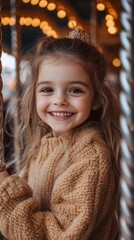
[13,34,120,173]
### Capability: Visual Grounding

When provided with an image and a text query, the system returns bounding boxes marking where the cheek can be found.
[73,97,92,112]
[82,104,91,117]
[82,101,94,119]
[36,97,47,112]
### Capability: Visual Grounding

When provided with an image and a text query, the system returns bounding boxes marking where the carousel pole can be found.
[89,0,97,45]
[10,0,21,173]
[0,1,5,239]
[119,0,134,239]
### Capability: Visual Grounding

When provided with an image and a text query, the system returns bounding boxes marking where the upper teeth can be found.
[52,112,72,117]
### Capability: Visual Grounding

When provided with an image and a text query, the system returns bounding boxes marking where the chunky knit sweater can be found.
[0,128,119,240]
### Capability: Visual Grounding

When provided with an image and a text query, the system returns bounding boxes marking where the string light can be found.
[24,17,32,26]
[31,18,41,27]
[96,3,105,11]
[17,16,58,37]
[57,10,66,19]
[21,0,82,30]
[40,21,48,29]
[2,17,10,25]
[2,1,118,37]
[42,25,51,33]
[39,0,48,8]
[22,0,30,3]
[105,14,113,21]
[68,18,77,29]
[19,17,25,25]
[106,19,115,27]
[9,17,16,26]
[30,0,39,5]
[108,26,118,34]
[112,58,121,67]
[57,5,67,19]
[47,2,56,11]
[104,12,118,34]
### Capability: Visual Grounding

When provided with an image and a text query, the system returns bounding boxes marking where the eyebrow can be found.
[36,81,51,88]
[69,81,89,87]
[37,81,89,88]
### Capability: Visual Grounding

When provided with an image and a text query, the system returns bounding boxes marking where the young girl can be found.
[0,28,120,240]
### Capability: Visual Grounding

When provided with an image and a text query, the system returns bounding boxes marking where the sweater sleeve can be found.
[0,141,116,240]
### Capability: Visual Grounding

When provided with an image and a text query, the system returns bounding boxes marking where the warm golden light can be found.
[2,15,58,39]
[19,17,25,25]
[106,19,115,27]
[47,2,56,11]
[39,0,48,8]
[42,26,58,38]
[108,26,118,34]
[105,14,113,21]
[22,0,30,3]
[40,21,48,29]
[51,30,58,38]
[96,3,105,11]
[112,58,121,67]
[9,17,16,26]
[68,19,77,29]
[31,0,39,5]
[32,18,40,27]
[25,17,32,26]
[2,17,10,25]
[42,25,52,34]
[57,10,66,18]
[46,29,54,36]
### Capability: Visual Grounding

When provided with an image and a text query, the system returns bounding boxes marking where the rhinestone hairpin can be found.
[68,28,91,44]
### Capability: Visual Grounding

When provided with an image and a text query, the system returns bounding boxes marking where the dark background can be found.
[1,0,121,74]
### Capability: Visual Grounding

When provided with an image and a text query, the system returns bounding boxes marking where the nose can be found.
[53,92,68,106]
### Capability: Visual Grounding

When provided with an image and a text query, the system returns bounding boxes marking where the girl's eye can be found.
[41,87,53,93]
[69,88,83,94]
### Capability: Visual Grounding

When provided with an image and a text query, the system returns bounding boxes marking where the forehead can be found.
[37,55,92,87]
[40,54,80,65]
[38,54,91,75]
[38,55,89,77]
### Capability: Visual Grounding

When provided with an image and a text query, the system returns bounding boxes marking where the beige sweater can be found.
[0,128,119,240]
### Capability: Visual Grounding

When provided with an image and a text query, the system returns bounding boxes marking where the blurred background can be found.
[1,2,134,237]
[1,0,121,101]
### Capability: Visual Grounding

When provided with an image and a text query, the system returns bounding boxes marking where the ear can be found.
[92,99,101,111]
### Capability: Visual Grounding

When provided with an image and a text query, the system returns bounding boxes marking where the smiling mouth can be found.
[49,112,74,118]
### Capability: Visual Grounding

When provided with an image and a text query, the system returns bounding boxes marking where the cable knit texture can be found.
[0,128,119,239]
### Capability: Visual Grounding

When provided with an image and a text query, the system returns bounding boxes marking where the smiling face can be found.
[36,56,97,137]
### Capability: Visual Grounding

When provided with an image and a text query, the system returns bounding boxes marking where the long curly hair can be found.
[13,33,120,173]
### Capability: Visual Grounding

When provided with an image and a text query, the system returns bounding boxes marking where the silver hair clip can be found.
[68,28,91,45]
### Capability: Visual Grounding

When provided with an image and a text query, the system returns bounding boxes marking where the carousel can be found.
[0,0,134,239]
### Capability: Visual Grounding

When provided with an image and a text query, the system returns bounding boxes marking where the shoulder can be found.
[68,128,113,174]
[53,129,114,198]
[71,128,110,157]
